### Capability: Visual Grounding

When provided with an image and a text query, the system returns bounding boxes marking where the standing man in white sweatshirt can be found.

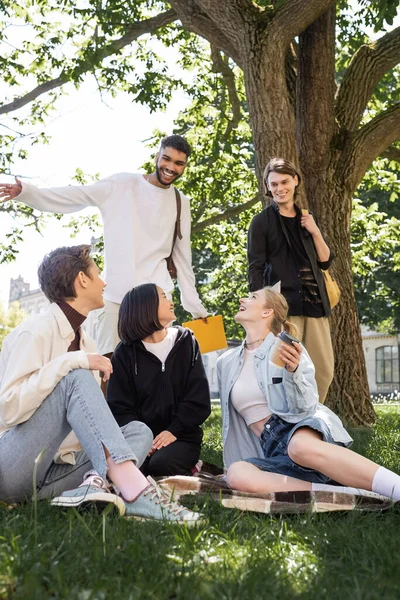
[0,135,208,360]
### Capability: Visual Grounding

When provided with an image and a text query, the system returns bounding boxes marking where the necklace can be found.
[244,337,265,348]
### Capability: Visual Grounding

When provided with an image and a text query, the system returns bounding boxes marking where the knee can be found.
[287,434,319,466]
[63,368,93,385]
[122,421,153,453]
[226,461,253,491]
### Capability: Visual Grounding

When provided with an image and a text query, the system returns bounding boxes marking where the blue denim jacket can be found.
[217,332,353,468]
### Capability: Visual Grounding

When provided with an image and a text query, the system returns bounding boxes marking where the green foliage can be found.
[0,301,28,349]
[352,159,400,333]
[1,0,399,336]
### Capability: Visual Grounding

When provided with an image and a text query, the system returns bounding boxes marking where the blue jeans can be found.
[0,369,153,503]
[245,414,341,484]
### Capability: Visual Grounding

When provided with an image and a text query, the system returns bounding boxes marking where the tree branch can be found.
[347,104,400,191]
[169,0,253,66]
[0,9,178,116]
[192,193,262,233]
[336,26,400,131]
[269,0,336,51]
[380,145,400,163]
[210,46,242,142]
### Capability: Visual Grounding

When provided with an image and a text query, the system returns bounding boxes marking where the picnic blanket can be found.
[157,474,394,514]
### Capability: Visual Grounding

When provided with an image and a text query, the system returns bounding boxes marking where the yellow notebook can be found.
[182,315,228,354]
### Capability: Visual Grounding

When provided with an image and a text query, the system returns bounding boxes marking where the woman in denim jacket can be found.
[217,287,400,500]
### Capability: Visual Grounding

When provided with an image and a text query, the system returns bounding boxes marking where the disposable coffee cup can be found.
[270,331,300,367]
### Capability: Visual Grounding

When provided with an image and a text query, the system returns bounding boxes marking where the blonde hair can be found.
[262,287,298,337]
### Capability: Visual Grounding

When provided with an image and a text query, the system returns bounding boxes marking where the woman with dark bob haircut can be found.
[107,283,211,477]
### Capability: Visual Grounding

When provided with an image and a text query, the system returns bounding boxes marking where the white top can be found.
[230,348,271,426]
[19,174,208,318]
[142,327,179,364]
[0,304,96,437]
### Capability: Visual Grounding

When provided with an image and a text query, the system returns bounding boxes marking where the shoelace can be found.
[143,481,187,517]
[80,471,111,493]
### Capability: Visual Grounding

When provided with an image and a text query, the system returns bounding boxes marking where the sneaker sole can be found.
[51,492,126,516]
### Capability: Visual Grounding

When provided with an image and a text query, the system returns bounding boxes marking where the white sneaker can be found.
[51,470,126,516]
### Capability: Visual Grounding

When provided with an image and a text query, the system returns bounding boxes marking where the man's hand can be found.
[300,212,319,236]
[0,178,23,202]
[86,353,113,382]
[280,341,302,373]
[150,430,177,453]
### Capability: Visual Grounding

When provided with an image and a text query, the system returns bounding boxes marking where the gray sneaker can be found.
[51,471,126,516]
[124,478,206,526]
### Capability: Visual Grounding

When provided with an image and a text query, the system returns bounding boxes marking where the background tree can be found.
[0,301,28,349]
[1,0,399,424]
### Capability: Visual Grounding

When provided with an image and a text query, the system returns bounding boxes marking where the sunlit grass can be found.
[1,406,399,599]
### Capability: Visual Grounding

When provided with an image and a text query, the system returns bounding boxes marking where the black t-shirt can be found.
[281,216,325,318]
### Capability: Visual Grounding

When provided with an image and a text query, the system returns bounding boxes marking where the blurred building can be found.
[9,275,49,316]
[361,327,399,396]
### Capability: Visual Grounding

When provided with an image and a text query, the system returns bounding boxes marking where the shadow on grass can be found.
[1,406,400,599]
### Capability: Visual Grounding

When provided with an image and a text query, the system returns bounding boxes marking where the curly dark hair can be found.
[38,245,93,303]
[160,135,191,159]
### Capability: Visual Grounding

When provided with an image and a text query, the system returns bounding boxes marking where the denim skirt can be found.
[244,413,342,484]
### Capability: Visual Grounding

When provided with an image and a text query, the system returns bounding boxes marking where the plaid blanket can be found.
[157,474,394,514]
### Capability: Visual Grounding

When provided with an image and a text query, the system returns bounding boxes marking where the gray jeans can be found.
[0,369,153,503]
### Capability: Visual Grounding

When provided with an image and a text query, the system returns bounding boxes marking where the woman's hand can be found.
[149,430,177,455]
[279,341,302,373]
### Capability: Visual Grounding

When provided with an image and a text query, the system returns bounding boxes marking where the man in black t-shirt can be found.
[247,157,334,403]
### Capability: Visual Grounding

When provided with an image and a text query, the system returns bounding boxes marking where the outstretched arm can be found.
[0,175,116,214]
[0,177,22,201]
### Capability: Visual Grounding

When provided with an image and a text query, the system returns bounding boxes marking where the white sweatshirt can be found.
[19,173,208,317]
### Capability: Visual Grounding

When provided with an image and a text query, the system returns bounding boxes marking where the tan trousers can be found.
[288,316,334,403]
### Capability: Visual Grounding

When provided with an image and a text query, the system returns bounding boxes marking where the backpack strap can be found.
[168,188,183,259]
[174,188,183,241]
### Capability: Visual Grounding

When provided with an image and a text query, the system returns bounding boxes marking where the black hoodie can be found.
[107,326,211,445]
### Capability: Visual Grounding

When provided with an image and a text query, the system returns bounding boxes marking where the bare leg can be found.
[287,428,378,489]
[102,444,149,501]
[226,461,312,494]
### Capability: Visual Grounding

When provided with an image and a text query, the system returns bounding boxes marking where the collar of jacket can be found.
[271,200,302,218]
[49,303,78,342]
[128,325,198,375]
[238,331,276,360]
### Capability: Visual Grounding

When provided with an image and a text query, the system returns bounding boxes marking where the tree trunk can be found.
[240,9,375,426]
[243,49,297,204]
[324,178,376,425]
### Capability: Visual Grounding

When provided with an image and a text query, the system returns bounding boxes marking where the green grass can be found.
[1,407,400,600]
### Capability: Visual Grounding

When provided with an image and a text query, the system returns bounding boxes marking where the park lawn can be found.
[1,406,400,600]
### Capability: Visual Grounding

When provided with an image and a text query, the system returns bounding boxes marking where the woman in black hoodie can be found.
[107,283,211,477]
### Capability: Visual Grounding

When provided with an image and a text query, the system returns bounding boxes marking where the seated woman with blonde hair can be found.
[217,286,400,500]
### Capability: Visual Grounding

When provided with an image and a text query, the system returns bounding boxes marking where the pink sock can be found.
[106,457,149,502]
